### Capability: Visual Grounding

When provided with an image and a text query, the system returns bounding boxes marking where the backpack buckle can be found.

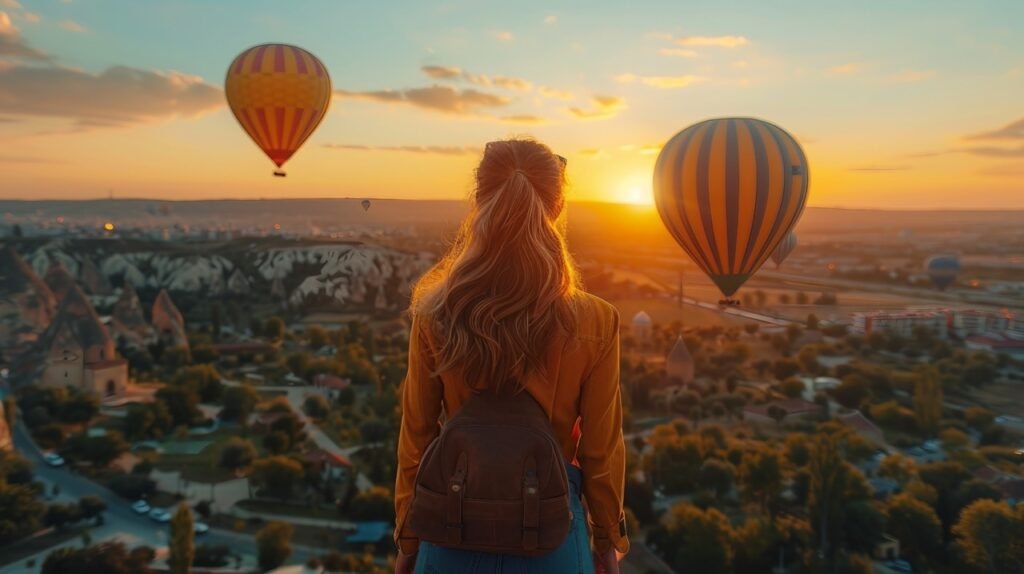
[522,458,540,550]
[446,453,467,545]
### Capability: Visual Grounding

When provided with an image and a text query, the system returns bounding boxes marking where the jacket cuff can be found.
[398,537,420,555]
[591,515,630,554]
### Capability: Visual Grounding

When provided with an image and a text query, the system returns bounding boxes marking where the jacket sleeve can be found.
[394,315,443,555]
[577,310,630,555]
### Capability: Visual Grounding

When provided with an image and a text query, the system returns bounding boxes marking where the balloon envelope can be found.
[361,199,371,212]
[654,118,809,297]
[225,44,332,171]
[771,232,798,268]
[925,255,960,290]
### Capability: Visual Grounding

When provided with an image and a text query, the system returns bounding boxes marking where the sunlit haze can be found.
[1,1,1023,208]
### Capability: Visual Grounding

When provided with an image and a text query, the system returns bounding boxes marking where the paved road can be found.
[9,424,329,571]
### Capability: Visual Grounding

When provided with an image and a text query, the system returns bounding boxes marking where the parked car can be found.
[42,453,65,467]
[131,500,151,514]
[194,522,209,535]
[148,508,171,523]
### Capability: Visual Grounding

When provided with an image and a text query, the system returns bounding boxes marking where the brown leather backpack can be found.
[406,390,572,556]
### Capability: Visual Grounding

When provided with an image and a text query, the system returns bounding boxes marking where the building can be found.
[965,334,1024,359]
[744,398,821,424]
[850,310,948,340]
[950,309,1014,338]
[108,284,155,350]
[0,247,57,355]
[836,410,886,446]
[665,336,694,384]
[313,373,351,399]
[42,264,77,305]
[631,311,652,341]
[29,285,128,398]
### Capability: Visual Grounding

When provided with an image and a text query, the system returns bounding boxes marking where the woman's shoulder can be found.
[572,291,620,343]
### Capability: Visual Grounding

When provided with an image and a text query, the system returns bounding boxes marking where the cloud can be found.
[732,60,750,69]
[0,64,222,124]
[419,65,532,92]
[421,65,461,80]
[0,1,21,8]
[543,15,557,26]
[567,95,625,120]
[849,165,910,172]
[577,148,602,157]
[323,143,481,156]
[57,19,86,33]
[0,154,65,164]
[675,35,747,48]
[977,165,1024,177]
[499,114,546,124]
[336,84,509,115]
[491,31,514,42]
[615,73,706,88]
[659,48,698,58]
[960,145,1024,158]
[886,69,935,83]
[964,118,1024,141]
[828,62,862,76]
[538,86,574,101]
[0,11,50,60]
[20,11,38,23]
[637,144,662,155]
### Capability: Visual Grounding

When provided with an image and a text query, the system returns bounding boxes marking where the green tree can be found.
[832,375,870,409]
[174,364,224,403]
[808,434,847,562]
[806,313,819,330]
[349,486,395,521]
[698,459,736,498]
[58,393,100,424]
[739,446,783,511]
[219,438,257,476]
[886,494,942,568]
[307,325,330,349]
[77,496,106,525]
[41,542,133,574]
[797,345,821,375]
[878,454,918,485]
[256,521,294,571]
[59,432,129,468]
[168,504,194,574]
[650,503,734,574]
[264,317,286,341]
[303,394,330,419]
[953,499,1024,574]
[219,384,260,423]
[253,456,304,500]
[767,405,788,426]
[155,386,201,427]
[44,503,82,531]
[964,407,995,431]
[772,358,801,380]
[912,367,943,437]
[779,377,806,398]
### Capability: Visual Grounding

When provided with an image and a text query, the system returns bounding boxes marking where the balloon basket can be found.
[273,170,287,177]
[718,299,741,307]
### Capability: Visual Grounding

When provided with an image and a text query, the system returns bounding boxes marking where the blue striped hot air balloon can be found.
[772,232,798,268]
[925,255,960,291]
[654,118,809,303]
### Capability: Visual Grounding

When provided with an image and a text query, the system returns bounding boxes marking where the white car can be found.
[194,522,209,535]
[131,500,151,514]
[148,508,171,523]
[42,453,65,467]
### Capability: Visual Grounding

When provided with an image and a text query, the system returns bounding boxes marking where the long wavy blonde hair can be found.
[411,139,581,391]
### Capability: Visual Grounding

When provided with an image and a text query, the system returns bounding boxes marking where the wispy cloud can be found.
[543,15,557,26]
[0,11,50,60]
[977,165,1024,177]
[675,35,748,48]
[0,65,222,125]
[57,19,86,33]
[886,69,935,83]
[849,165,910,172]
[828,62,863,76]
[0,1,21,8]
[732,60,751,69]
[964,118,1024,141]
[577,148,603,158]
[420,65,532,92]
[20,11,38,23]
[658,48,698,58]
[567,95,625,120]
[323,144,481,156]
[491,30,514,42]
[500,114,546,124]
[960,145,1024,158]
[615,73,706,88]
[538,86,574,101]
[0,154,65,164]
[336,84,509,116]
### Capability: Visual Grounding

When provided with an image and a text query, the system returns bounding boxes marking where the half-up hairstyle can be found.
[411,138,581,392]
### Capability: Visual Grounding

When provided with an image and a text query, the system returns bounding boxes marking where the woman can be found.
[394,139,628,574]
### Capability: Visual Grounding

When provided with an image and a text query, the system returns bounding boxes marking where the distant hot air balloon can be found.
[925,255,960,291]
[654,118,809,305]
[361,199,371,212]
[225,44,332,177]
[771,232,797,268]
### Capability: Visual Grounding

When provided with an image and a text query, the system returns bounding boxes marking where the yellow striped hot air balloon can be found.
[653,118,809,303]
[225,44,332,176]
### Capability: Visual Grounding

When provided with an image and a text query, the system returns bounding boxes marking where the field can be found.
[609,297,752,327]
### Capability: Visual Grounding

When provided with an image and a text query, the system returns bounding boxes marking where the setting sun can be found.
[621,184,654,206]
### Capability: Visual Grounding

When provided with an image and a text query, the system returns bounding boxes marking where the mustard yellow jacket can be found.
[394,292,629,556]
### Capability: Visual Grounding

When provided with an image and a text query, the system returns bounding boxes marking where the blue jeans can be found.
[414,465,595,574]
